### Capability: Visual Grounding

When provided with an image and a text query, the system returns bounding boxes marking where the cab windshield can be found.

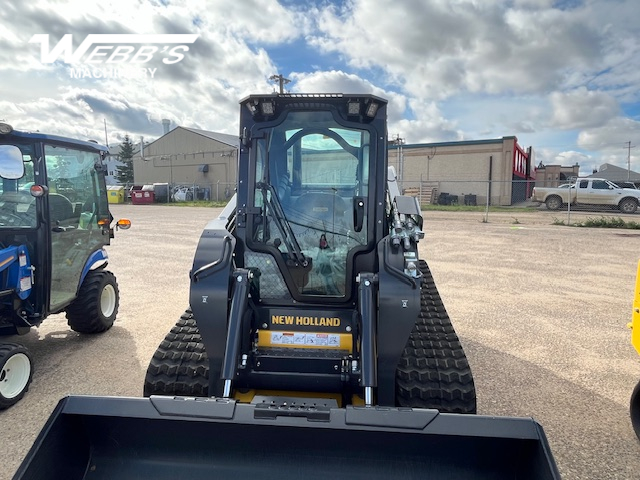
[249,111,371,298]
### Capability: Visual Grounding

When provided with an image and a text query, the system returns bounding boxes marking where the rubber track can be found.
[395,260,477,413]
[143,310,210,397]
[65,271,118,334]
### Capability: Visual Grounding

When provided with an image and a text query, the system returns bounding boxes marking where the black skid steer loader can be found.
[144,94,476,412]
[14,95,560,479]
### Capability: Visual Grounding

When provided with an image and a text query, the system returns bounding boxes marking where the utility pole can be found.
[627,141,636,181]
[390,134,405,186]
[103,119,109,148]
[270,74,290,94]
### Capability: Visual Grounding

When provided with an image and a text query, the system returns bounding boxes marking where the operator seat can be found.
[286,192,349,248]
[282,192,349,295]
[295,192,347,222]
[48,193,75,225]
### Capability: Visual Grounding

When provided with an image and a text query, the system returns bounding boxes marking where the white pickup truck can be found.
[532,178,640,213]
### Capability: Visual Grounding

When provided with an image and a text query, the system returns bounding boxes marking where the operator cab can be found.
[240,95,386,303]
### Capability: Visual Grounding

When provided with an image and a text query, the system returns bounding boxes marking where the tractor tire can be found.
[66,270,119,334]
[143,309,209,397]
[395,260,477,414]
[0,343,33,409]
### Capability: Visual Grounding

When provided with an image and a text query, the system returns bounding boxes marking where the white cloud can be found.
[308,0,607,99]
[550,88,619,130]
[0,0,301,142]
[290,70,406,117]
[0,0,638,176]
[568,117,640,174]
[555,150,591,166]
[577,117,640,150]
[290,70,461,142]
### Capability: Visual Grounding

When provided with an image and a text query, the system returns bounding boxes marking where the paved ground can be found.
[2,204,640,479]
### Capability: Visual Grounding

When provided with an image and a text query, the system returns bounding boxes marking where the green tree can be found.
[115,134,135,184]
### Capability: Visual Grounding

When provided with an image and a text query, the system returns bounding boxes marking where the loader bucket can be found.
[14,395,560,480]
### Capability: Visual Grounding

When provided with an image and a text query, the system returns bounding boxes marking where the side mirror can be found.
[0,145,25,179]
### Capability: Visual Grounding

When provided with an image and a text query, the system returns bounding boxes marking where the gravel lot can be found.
[2,204,640,479]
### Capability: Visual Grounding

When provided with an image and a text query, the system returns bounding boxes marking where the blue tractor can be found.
[0,122,129,408]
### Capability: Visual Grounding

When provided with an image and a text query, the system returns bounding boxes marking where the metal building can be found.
[390,136,535,206]
[133,126,238,201]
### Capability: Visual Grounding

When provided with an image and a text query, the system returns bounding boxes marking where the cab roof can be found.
[2,128,108,153]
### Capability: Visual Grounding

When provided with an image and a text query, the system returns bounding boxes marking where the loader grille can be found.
[244,252,291,299]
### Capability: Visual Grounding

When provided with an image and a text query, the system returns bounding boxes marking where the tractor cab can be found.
[0,122,129,408]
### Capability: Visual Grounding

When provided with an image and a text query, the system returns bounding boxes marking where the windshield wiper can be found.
[256,182,307,267]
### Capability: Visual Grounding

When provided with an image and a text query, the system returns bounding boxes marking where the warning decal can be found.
[271,332,341,347]
[259,330,351,352]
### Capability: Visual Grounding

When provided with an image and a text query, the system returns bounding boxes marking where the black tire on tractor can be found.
[0,343,33,409]
[66,270,119,334]
[143,310,209,397]
[395,260,477,414]
[631,379,640,440]
[619,198,638,214]
[545,195,563,211]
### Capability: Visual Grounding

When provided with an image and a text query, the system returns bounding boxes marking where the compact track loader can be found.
[14,95,560,479]
[144,94,477,412]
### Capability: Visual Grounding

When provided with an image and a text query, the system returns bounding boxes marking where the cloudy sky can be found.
[1,0,638,175]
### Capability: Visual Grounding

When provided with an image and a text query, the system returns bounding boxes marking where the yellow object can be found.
[257,330,352,353]
[631,261,640,355]
[107,185,125,204]
[116,218,132,230]
[233,389,365,407]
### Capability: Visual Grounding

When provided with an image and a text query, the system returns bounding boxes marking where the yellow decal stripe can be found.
[0,255,17,269]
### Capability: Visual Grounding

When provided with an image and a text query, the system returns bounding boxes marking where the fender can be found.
[189,210,237,397]
[78,248,108,287]
[376,236,420,406]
